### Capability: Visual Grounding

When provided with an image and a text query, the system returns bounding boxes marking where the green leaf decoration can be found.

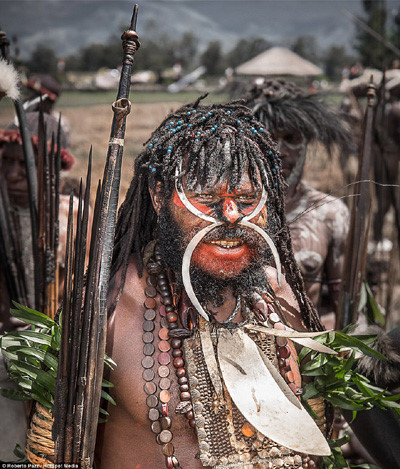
[50,324,61,351]
[358,282,368,313]
[301,328,400,421]
[101,379,114,388]
[10,302,55,329]
[332,332,387,361]
[365,282,385,326]
[8,361,56,394]
[13,444,28,461]
[7,346,58,374]
[104,354,117,370]
[1,304,116,420]
[0,388,31,401]
[0,444,29,464]
[5,330,52,347]
[321,435,351,468]
[101,390,116,406]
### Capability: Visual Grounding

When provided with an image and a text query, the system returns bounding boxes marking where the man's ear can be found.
[149,181,162,215]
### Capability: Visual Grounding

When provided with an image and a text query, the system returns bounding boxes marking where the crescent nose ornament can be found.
[175,165,282,321]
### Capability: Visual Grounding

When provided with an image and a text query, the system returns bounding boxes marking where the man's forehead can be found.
[186,170,261,194]
[1,142,25,159]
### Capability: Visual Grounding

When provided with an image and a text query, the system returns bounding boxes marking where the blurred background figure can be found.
[21,73,71,142]
[0,111,76,332]
[244,79,352,328]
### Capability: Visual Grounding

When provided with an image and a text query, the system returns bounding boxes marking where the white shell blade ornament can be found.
[245,324,338,355]
[217,328,331,456]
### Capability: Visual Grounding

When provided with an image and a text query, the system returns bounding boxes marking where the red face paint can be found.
[192,241,254,278]
[171,172,268,279]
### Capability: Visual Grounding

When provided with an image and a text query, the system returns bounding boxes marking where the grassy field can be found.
[56,89,231,107]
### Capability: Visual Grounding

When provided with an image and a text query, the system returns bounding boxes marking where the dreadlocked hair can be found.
[244,78,351,155]
[110,96,322,331]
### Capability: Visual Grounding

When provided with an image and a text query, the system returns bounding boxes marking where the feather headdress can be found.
[0,58,20,101]
[244,78,351,154]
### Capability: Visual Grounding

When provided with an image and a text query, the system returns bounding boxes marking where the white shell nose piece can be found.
[176,164,282,320]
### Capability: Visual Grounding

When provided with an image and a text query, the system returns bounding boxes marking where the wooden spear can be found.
[82,6,140,465]
[337,80,377,329]
[53,6,140,467]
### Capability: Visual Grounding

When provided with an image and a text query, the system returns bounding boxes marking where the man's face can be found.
[272,128,306,182]
[160,169,269,280]
[1,142,30,207]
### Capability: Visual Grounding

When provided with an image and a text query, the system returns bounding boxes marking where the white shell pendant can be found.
[217,327,331,456]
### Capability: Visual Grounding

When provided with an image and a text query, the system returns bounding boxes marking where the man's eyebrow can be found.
[190,188,260,197]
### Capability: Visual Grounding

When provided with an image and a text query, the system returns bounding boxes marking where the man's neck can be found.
[205,286,244,324]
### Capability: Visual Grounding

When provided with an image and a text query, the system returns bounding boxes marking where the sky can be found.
[0,0,399,60]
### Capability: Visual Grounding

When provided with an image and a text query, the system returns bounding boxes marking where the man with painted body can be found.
[246,80,351,325]
[97,101,333,468]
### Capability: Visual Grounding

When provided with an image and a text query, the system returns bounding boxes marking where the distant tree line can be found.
[19,32,355,82]
[355,0,400,69]
[18,3,400,83]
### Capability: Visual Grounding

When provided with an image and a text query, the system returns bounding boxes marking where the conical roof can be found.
[235,47,322,77]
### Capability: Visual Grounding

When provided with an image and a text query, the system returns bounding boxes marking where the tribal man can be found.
[245,80,351,327]
[96,99,334,468]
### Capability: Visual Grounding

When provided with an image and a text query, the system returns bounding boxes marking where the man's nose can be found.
[222,198,242,224]
[6,161,25,182]
[276,138,287,157]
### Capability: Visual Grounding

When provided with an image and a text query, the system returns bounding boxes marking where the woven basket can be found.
[25,402,55,468]
[307,396,327,433]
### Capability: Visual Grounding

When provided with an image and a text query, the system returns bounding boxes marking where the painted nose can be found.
[222,198,242,224]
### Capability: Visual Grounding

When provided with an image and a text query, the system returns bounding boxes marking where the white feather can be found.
[0,58,20,101]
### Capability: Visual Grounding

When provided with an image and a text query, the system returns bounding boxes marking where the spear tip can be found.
[130,4,139,31]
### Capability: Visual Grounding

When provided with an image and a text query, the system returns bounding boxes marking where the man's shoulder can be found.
[108,257,147,323]
[301,183,349,218]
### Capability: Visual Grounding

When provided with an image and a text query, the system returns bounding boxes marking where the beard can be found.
[157,202,273,307]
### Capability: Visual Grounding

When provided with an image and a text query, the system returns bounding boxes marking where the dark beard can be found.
[157,203,272,307]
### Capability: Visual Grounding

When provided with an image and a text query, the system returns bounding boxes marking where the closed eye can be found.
[193,194,218,204]
[236,196,256,205]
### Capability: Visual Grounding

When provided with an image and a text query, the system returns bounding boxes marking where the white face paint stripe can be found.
[175,166,216,223]
[175,164,268,223]
[181,222,223,321]
[242,188,268,222]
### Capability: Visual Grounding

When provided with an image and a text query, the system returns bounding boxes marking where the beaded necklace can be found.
[143,244,315,468]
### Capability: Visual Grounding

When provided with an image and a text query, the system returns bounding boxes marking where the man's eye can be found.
[194,195,217,203]
[236,196,256,204]
[284,134,302,145]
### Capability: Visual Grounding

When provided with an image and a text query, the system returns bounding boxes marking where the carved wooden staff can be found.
[337,80,377,329]
[53,5,140,467]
